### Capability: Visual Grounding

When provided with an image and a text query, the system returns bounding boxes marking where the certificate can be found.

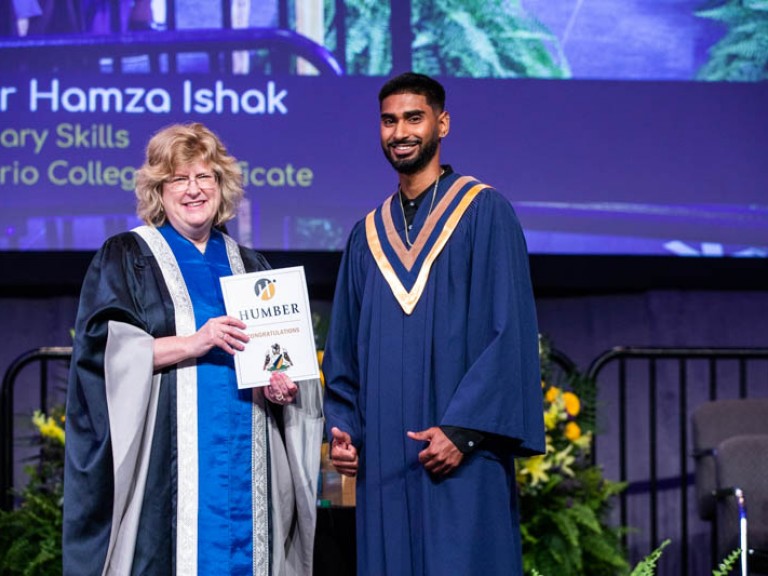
[220,266,319,389]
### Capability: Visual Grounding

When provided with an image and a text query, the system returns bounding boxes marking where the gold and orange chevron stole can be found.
[365,175,490,315]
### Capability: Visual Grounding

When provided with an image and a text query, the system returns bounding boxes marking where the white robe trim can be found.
[133,225,200,575]
[102,321,160,576]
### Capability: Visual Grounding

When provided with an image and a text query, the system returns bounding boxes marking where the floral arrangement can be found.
[519,340,740,576]
[0,407,65,575]
[517,337,629,575]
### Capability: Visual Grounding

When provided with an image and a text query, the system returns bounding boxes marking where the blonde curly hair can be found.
[135,123,244,227]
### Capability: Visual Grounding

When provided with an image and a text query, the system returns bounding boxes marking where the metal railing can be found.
[0,347,72,511]
[586,347,768,574]
[0,27,343,75]
[0,344,578,511]
[3,0,351,74]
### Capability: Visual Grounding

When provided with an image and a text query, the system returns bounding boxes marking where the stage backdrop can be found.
[2,4,768,575]
[1,0,766,257]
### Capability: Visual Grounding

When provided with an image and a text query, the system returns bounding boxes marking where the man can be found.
[322,72,545,575]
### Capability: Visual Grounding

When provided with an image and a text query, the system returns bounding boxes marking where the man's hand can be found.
[407,427,464,476]
[330,427,358,477]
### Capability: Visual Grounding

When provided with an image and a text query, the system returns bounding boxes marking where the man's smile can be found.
[390,140,420,155]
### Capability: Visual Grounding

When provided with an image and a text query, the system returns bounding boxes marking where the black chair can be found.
[692,398,768,575]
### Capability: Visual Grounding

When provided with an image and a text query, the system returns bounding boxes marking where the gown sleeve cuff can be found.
[440,426,485,454]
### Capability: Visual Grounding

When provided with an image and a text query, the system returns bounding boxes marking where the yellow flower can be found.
[519,455,551,487]
[544,386,561,404]
[573,431,593,452]
[565,421,581,441]
[544,409,559,431]
[562,392,581,417]
[552,443,576,477]
[317,350,325,386]
[32,410,65,445]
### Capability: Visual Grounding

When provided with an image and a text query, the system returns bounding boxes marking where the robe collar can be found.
[365,172,490,315]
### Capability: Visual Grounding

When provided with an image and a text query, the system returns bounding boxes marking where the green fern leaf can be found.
[582,532,631,570]
[549,510,580,548]
[629,539,671,576]
[713,548,741,576]
[566,502,602,534]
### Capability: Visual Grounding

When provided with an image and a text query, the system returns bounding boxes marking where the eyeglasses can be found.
[166,173,217,193]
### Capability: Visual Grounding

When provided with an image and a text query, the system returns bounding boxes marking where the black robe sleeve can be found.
[62,233,173,575]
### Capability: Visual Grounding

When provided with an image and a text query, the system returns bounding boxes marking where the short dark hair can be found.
[378,72,446,112]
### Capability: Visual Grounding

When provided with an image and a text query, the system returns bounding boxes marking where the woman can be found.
[63,123,322,575]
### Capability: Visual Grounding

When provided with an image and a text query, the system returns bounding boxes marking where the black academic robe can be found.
[63,227,320,575]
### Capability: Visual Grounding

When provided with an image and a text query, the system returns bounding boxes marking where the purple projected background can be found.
[1,1,767,257]
[2,74,766,256]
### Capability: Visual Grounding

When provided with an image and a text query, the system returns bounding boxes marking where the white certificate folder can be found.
[220,266,319,389]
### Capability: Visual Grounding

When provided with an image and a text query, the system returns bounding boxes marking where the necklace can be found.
[399,172,440,248]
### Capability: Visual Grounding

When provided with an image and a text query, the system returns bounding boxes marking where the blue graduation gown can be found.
[323,170,545,575]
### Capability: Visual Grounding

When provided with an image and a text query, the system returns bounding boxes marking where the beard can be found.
[382,131,440,175]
